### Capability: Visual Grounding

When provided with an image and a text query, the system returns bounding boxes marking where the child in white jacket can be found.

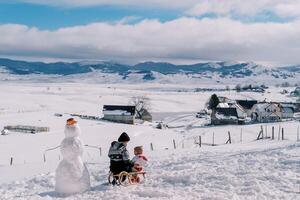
[132,146,148,172]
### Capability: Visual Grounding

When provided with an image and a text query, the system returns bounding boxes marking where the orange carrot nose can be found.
[66,118,77,125]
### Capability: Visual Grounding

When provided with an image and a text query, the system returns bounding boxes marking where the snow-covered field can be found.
[0,82,299,199]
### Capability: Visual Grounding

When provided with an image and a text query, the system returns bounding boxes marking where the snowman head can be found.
[64,118,81,138]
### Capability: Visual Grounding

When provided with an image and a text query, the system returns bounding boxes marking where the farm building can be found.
[211,106,246,125]
[3,125,50,134]
[251,102,282,122]
[294,102,300,112]
[136,108,153,122]
[280,102,300,112]
[281,106,294,119]
[217,102,247,119]
[236,100,258,117]
[102,105,136,124]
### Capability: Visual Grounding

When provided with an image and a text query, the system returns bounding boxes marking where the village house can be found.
[251,102,282,122]
[211,102,247,125]
[102,105,136,124]
[211,107,239,125]
[102,105,153,124]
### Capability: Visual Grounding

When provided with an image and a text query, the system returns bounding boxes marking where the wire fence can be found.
[2,124,299,167]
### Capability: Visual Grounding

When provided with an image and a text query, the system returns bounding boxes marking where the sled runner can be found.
[108,171,146,186]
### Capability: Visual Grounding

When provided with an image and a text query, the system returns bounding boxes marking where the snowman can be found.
[55,118,91,195]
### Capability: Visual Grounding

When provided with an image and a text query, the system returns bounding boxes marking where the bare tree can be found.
[235,84,241,92]
[130,96,151,118]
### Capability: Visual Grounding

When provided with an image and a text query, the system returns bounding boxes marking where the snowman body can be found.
[55,124,90,194]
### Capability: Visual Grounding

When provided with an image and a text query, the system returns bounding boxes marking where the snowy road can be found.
[1,141,299,200]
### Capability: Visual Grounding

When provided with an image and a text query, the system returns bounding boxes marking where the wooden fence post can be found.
[272,126,274,140]
[297,125,299,141]
[261,126,264,139]
[281,128,284,140]
[173,139,176,149]
[150,143,154,151]
[226,131,232,144]
[240,128,243,142]
[278,125,281,140]
[10,157,13,166]
[43,154,46,162]
[99,147,102,157]
[265,125,268,138]
[199,136,202,147]
[257,130,263,140]
[212,132,215,146]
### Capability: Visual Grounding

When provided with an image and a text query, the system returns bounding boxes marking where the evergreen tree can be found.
[208,94,220,110]
[236,84,241,92]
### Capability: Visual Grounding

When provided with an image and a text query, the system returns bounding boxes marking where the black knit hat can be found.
[118,132,130,142]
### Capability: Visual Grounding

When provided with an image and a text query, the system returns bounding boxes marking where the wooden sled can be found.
[108,171,146,186]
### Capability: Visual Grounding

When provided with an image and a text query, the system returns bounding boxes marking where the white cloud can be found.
[1,17,300,65]
[186,0,271,16]
[274,1,300,17]
[186,0,300,18]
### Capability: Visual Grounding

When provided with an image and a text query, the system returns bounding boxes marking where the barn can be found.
[211,107,241,125]
[236,100,258,117]
[102,105,136,124]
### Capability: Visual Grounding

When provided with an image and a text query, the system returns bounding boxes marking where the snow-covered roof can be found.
[281,107,294,113]
[236,100,258,110]
[253,102,279,111]
[217,103,230,108]
[103,110,132,116]
[103,105,136,116]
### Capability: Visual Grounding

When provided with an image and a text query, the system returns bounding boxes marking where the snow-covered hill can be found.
[0,82,299,199]
[1,58,300,85]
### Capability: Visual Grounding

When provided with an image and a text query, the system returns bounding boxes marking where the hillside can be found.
[1,58,300,85]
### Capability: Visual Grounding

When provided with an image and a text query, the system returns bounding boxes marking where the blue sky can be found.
[0,2,182,29]
[0,0,300,65]
[0,1,292,29]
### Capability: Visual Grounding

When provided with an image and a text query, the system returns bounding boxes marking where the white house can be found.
[251,102,282,122]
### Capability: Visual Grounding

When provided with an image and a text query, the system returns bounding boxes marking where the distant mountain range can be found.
[0,58,300,82]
